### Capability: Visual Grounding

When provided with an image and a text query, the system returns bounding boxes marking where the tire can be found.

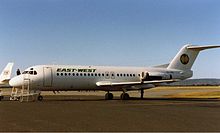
[105,93,114,100]
[120,93,130,100]
[38,95,43,101]
[109,93,113,100]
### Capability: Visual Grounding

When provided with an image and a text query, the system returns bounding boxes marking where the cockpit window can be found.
[34,71,37,75]
[29,71,33,75]
[22,70,37,75]
[22,71,29,74]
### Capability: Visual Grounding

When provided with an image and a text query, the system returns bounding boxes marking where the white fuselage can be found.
[9,65,192,91]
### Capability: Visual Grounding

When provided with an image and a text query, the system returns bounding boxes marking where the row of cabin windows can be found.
[56,73,141,77]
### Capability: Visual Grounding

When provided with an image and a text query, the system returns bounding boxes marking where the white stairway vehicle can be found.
[10,74,42,102]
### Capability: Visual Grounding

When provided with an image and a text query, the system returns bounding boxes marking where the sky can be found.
[0,0,220,78]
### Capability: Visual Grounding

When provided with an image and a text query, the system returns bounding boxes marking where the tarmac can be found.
[1,96,220,132]
[1,87,220,132]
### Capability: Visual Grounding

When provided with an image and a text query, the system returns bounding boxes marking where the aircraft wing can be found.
[96,79,179,87]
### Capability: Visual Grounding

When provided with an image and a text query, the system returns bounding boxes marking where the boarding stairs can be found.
[10,74,39,102]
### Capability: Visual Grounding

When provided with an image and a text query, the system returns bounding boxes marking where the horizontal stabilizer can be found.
[187,45,220,51]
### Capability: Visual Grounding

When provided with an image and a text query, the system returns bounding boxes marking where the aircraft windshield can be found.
[22,70,37,75]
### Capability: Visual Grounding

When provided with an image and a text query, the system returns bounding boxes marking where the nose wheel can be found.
[38,95,43,101]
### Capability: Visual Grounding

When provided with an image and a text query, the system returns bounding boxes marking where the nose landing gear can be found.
[37,95,43,101]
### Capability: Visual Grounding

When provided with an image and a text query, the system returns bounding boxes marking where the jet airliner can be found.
[9,45,220,101]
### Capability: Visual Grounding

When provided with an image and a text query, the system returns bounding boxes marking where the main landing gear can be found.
[140,89,144,99]
[105,92,130,100]
[120,93,130,100]
[0,96,3,101]
[105,92,113,100]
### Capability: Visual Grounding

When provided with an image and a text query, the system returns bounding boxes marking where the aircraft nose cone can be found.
[9,76,23,87]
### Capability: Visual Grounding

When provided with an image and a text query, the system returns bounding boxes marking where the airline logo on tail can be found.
[3,71,9,75]
[180,54,189,65]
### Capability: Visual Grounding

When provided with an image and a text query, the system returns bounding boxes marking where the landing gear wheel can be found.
[19,97,23,102]
[38,95,43,101]
[105,93,114,100]
[120,93,130,100]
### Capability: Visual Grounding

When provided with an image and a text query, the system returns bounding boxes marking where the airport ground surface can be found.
[1,86,220,132]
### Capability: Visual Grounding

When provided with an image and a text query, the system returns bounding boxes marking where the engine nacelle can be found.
[158,73,172,80]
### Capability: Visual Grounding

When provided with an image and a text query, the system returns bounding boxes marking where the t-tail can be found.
[0,63,14,82]
[167,44,220,73]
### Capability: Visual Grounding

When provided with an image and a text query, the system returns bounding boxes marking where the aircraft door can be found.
[43,67,52,87]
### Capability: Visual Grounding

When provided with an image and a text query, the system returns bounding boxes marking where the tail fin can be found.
[0,63,14,82]
[167,44,220,71]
